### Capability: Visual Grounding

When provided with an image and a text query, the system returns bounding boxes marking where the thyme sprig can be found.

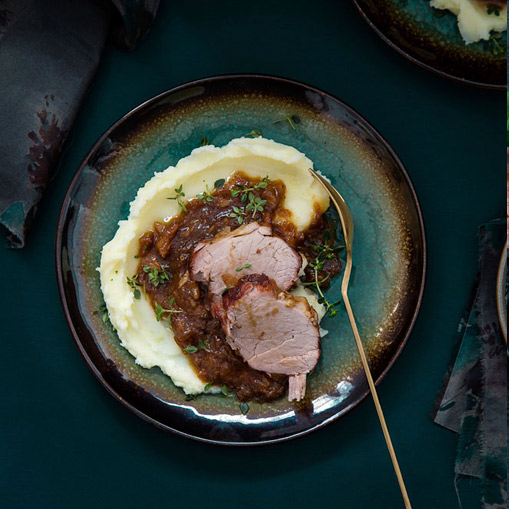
[488,32,506,56]
[273,114,299,130]
[307,230,344,317]
[167,184,188,213]
[143,264,170,287]
[126,274,142,299]
[154,297,182,328]
[235,263,252,272]
[196,184,214,203]
[245,193,267,219]
[95,303,116,332]
[245,128,262,138]
[230,176,270,201]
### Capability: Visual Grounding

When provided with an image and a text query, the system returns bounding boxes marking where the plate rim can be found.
[496,241,507,344]
[350,0,506,91]
[55,73,427,445]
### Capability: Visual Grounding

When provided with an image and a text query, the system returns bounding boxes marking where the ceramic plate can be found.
[56,75,426,445]
[352,0,507,89]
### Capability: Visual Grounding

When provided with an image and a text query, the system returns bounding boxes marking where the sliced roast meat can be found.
[222,275,320,401]
[190,222,302,301]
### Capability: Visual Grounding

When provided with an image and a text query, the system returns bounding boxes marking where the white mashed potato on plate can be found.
[430,0,507,44]
[99,137,331,395]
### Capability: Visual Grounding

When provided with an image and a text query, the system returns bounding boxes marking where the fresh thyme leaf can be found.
[198,339,210,351]
[184,345,198,354]
[221,384,230,396]
[221,286,235,295]
[239,402,249,415]
[95,304,116,332]
[245,128,262,138]
[204,381,214,391]
[167,184,188,213]
[134,255,139,259]
[200,136,210,146]
[196,183,214,203]
[235,263,252,272]
[214,178,225,189]
[229,206,246,224]
[273,114,299,130]
[126,275,142,299]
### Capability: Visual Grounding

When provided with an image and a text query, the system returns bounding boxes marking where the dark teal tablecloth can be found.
[0,2,505,508]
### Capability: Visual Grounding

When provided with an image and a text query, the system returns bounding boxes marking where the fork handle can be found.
[342,293,412,509]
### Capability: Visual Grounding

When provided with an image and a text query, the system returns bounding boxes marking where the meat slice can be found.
[222,275,320,401]
[190,222,302,300]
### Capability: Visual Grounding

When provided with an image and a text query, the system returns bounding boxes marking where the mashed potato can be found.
[430,0,507,44]
[99,137,330,395]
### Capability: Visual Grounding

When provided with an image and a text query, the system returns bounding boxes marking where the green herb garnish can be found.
[214,178,225,189]
[221,384,231,396]
[204,381,215,391]
[239,402,249,415]
[488,32,506,55]
[184,345,198,354]
[126,274,142,299]
[221,285,235,295]
[245,128,262,138]
[245,192,267,219]
[306,230,344,317]
[273,114,299,130]
[198,339,210,351]
[235,263,252,272]
[231,176,270,201]
[229,206,246,224]
[95,303,116,332]
[200,136,210,146]
[143,264,170,287]
[167,184,188,213]
[196,183,214,203]
[154,297,182,328]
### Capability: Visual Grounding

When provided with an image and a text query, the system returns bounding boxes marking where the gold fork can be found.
[309,168,412,509]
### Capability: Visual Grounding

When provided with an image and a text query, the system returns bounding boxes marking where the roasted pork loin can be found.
[190,222,302,298]
[222,275,320,401]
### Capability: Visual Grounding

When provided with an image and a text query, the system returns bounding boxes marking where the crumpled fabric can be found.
[433,219,507,509]
[0,0,159,247]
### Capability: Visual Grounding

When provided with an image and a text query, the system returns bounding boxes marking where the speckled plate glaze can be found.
[352,0,507,89]
[56,75,426,445]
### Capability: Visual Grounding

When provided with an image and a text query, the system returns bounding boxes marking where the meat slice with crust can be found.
[190,222,302,300]
[222,275,320,401]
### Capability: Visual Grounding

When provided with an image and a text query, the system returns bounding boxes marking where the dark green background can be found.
[1,2,505,508]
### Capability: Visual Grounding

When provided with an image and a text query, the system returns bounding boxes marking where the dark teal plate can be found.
[55,75,426,445]
[352,0,507,89]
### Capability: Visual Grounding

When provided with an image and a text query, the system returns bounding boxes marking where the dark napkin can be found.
[0,0,159,247]
[433,219,507,509]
